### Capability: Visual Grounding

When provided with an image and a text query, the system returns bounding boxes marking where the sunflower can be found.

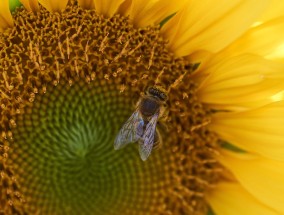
[1,0,284,214]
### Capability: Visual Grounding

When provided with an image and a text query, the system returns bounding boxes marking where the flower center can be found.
[9,79,176,215]
[0,1,222,215]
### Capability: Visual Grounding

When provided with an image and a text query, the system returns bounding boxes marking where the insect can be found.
[114,86,168,161]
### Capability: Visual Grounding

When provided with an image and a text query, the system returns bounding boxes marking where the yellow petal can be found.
[120,0,187,27]
[38,0,68,12]
[210,101,284,161]
[117,0,131,15]
[94,0,125,17]
[0,0,13,31]
[217,17,284,60]
[271,90,284,102]
[161,0,269,57]
[258,0,284,23]
[218,151,284,214]
[78,0,95,9]
[197,54,284,110]
[207,182,280,215]
[20,0,40,12]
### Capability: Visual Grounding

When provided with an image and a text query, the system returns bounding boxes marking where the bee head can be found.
[147,86,168,101]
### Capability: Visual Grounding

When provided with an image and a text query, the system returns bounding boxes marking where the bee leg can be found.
[157,121,169,132]
[153,129,162,150]
[159,105,169,121]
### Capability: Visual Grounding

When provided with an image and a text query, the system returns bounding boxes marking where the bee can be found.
[114,86,168,161]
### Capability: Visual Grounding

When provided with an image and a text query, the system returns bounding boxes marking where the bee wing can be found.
[114,110,144,150]
[138,112,159,161]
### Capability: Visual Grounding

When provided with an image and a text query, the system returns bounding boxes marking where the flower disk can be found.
[0,1,222,215]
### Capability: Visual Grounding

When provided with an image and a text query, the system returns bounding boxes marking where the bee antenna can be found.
[154,67,166,85]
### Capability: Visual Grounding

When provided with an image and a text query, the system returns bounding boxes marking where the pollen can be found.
[0,1,223,215]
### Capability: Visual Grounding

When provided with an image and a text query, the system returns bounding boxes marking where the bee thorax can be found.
[139,97,160,117]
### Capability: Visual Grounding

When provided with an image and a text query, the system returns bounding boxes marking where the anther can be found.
[154,67,165,85]
[2,71,13,91]
[9,119,16,127]
[42,85,47,94]
[7,131,13,139]
[84,40,90,62]
[1,131,7,140]
[190,119,211,132]
[16,96,23,103]
[29,41,34,60]
[58,41,65,61]
[187,175,210,186]
[131,79,137,86]
[0,171,5,178]
[74,59,80,76]
[113,40,130,62]
[128,39,144,55]
[104,74,110,80]
[70,25,81,40]
[34,43,42,65]
[201,159,217,164]
[119,84,126,93]
[2,157,8,166]
[141,74,148,79]
[104,59,109,65]
[99,33,109,52]
[14,191,21,198]
[55,61,60,84]
[136,55,142,63]
[167,70,190,93]
[15,64,23,84]
[67,36,70,59]
[86,76,91,84]
[8,200,13,206]
[29,97,35,102]
[169,189,194,212]
[182,92,189,99]
[26,22,36,35]
[117,33,124,44]
[0,90,11,100]
[91,72,96,80]
[30,92,35,99]
[148,46,155,69]
[116,68,122,74]
[205,146,220,156]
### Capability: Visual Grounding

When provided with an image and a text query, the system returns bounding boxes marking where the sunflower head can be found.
[0,0,224,214]
[2,0,284,215]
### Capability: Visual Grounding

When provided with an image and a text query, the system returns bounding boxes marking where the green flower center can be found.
[9,79,174,214]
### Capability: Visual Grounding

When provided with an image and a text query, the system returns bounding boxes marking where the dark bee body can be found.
[139,86,168,118]
[114,86,167,161]
[139,97,160,118]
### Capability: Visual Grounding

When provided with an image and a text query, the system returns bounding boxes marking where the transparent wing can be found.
[114,110,144,150]
[138,112,159,161]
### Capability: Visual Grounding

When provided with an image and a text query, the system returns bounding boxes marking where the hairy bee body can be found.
[114,86,167,161]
